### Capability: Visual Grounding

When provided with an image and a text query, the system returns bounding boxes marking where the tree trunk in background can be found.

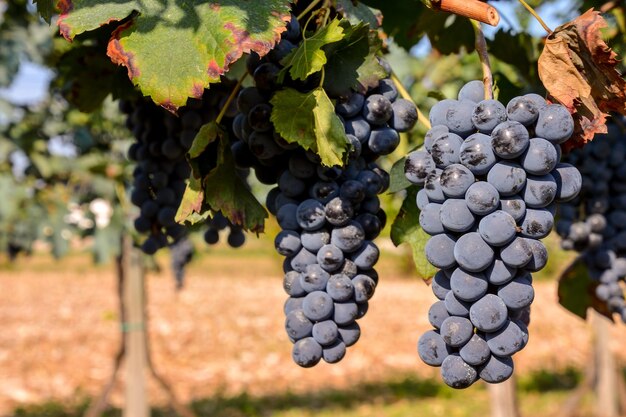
[592,311,618,417]
[489,377,520,417]
[122,235,149,417]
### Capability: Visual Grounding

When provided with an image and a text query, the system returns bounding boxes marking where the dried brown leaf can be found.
[538,9,626,150]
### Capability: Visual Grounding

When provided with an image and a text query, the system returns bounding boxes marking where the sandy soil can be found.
[0,244,623,414]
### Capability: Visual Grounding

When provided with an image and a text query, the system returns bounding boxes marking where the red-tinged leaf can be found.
[538,9,626,150]
[558,256,613,321]
[203,139,267,233]
[57,0,291,111]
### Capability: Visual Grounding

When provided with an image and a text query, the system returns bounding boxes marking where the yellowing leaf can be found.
[270,87,348,166]
[538,9,626,149]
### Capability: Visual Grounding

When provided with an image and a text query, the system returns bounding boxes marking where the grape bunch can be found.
[230,13,417,366]
[555,122,626,321]
[122,80,241,254]
[405,80,581,388]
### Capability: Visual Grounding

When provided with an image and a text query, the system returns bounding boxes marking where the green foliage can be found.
[58,0,292,110]
[270,87,348,167]
[334,0,382,28]
[388,156,411,193]
[390,186,437,280]
[280,18,345,81]
[558,256,614,320]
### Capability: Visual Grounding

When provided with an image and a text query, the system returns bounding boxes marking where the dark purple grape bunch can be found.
[203,212,246,249]
[228,14,418,366]
[404,80,582,388]
[123,80,238,254]
[556,122,626,321]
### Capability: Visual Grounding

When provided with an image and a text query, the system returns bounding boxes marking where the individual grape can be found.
[362,94,393,125]
[440,164,475,198]
[441,354,478,389]
[336,93,365,118]
[485,258,516,285]
[333,302,358,326]
[458,80,485,103]
[330,222,365,252]
[499,197,527,222]
[291,248,318,273]
[535,104,574,144]
[440,199,476,233]
[486,320,528,356]
[491,121,530,159]
[390,99,418,132]
[377,78,399,101]
[326,274,354,302]
[506,96,539,126]
[487,162,527,196]
[553,163,583,202]
[454,232,494,272]
[351,241,379,270]
[465,182,500,215]
[429,99,456,127]
[283,271,307,297]
[312,320,339,346]
[302,291,334,321]
[446,100,476,137]
[432,270,452,300]
[479,355,514,383]
[368,127,400,155]
[323,341,347,364]
[425,233,458,269]
[460,133,497,175]
[429,301,451,329]
[277,204,299,230]
[344,117,371,142]
[472,99,507,133]
[275,230,302,256]
[300,264,330,292]
[292,337,323,367]
[420,203,445,235]
[459,334,491,366]
[418,330,451,367]
[500,237,532,268]
[469,294,508,332]
[325,197,354,227]
[497,276,535,310]
[337,323,361,347]
[520,138,558,175]
[450,268,488,302]
[478,211,517,247]
[317,244,344,272]
[424,125,449,152]
[416,188,430,210]
[300,229,330,252]
[424,169,445,203]
[285,309,313,341]
[405,150,436,185]
[522,174,557,208]
[520,209,554,239]
[431,133,463,168]
[440,316,474,347]
[352,275,376,303]
[445,291,472,318]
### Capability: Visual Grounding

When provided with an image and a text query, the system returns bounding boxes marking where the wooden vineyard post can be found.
[488,377,520,417]
[591,311,619,417]
[122,235,149,417]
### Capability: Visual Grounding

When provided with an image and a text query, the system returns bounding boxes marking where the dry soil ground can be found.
[0,240,624,415]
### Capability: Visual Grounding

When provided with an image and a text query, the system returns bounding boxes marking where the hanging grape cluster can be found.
[229,11,418,366]
[405,80,581,388]
[556,121,626,322]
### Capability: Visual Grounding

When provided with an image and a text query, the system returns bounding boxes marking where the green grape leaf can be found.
[323,21,371,97]
[356,29,387,91]
[388,156,411,193]
[271,87,348,167]
[280,18,345,81]
[189,122,219,159]
[57,0,291,111]
[34,0,55,23]
[335,0,382,28]
[558,256,613,321]
[390,186,437,280]
[203,138,268,233]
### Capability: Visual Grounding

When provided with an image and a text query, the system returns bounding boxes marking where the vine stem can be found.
[390,72,431,130]
[471,20,494,101]
[517,0,552,34]
[215,72,247,125]
[296,0,323,21]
